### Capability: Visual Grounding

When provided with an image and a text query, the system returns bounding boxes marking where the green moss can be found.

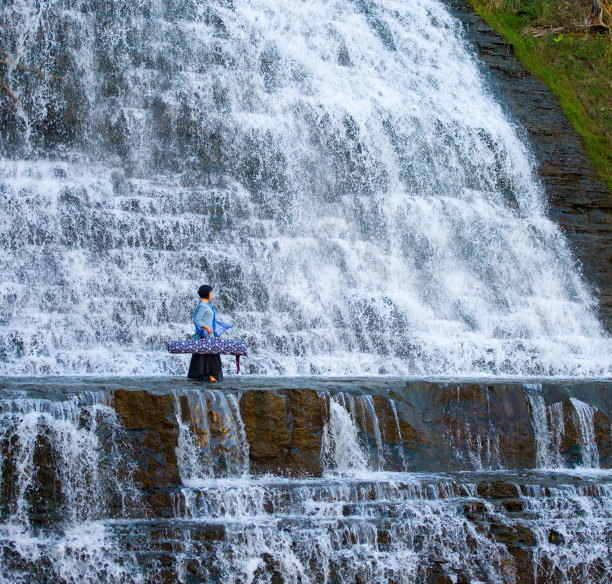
[468,0,612,195]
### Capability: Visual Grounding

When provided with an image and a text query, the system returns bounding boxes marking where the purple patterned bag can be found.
[167,338,248,373]
[168,338,247,355]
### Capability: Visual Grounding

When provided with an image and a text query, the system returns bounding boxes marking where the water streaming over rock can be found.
[1,0,611,376]
[173,388,249,481]
[0,390,141,583]
[321,392,385,473]
[444,384,504,471]
[526,385,603,470]
[321,395,370,475]
[0,380,611,582]
[569,397,600,469]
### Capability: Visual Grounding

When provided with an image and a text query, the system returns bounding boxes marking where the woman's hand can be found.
[203,325,213,334]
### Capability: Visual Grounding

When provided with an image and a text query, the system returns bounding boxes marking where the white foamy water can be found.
[1,386,611,582]
[526,386,602,470]
[0,0,610,376]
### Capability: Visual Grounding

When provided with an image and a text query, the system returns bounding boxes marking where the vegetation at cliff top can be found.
[468,0,612,194]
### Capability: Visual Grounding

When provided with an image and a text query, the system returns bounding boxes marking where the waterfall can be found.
[547,402,566,467]
[173,388,250,482]
[521,481,612,582]
[0,391,141,583]
[388,398,407,471]
[1,384,612,583]
[1,0,611,377]
[527,388,558,469]
[0,391,139,524]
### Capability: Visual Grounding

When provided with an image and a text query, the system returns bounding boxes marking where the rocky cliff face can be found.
[446,0,612,331]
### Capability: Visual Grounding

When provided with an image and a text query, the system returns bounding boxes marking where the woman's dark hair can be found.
[198,284,213,299]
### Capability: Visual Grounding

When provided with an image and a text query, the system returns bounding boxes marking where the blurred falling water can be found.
[0,391,141,582]
[0,0,611,376]
[0,384,612,582]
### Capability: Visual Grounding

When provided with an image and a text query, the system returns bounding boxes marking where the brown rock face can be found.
[110,389,180,493]
[440,383,538,470]
[594,407,612,463]
[237,381,610,474]
[239,389,325,475]
[446,0,612,330]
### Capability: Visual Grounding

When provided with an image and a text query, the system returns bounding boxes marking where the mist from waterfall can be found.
[1,0,610,376]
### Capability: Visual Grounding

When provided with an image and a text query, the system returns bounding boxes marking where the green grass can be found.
[468,0,612,195]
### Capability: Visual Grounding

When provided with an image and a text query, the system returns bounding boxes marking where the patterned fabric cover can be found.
[168,338,248,356]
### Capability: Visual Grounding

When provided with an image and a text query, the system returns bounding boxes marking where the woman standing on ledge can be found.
[187,284,223,382]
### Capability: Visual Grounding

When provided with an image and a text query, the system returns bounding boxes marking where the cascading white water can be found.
[519,480,612,583]
[528,391,556,468]
[0,391,141,583]
[1,0,611,376]
[526,386,601,469]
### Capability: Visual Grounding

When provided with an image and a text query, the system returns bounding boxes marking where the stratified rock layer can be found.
[100,379,612,481]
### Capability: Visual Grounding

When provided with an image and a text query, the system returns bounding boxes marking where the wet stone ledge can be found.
[3,376,611,488]
[21,380,599,498]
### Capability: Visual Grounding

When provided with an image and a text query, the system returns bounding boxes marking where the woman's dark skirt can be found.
[187,353,224,381]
